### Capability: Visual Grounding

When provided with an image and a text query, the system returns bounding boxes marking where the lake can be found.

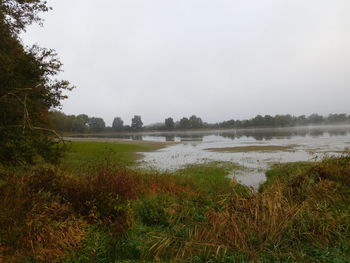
[69,125,350,188]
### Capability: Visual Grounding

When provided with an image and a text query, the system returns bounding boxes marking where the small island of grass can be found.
[206,145,296,153]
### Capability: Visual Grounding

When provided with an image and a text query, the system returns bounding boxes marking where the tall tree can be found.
[307,114,324,125]
[131,115,143,131]
[0,0,73,165]
[189,115,203,129]
[179,117,190,129]
[164,117,175,130]
[112,117,124,131]
[88,117,105,132]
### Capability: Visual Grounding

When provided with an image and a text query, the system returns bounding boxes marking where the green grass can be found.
[61,140,170,172]
[173,161,240,194]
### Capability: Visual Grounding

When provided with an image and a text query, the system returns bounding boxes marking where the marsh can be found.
[67,125,350,188]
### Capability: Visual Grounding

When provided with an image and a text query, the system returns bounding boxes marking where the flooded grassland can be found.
[67,125,350,188]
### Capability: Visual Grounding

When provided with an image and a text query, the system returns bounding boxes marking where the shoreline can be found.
[63,123,350,138]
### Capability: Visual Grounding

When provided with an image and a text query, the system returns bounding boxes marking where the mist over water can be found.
[70,125,350,142]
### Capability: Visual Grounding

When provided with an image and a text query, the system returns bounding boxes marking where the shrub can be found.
[136,195,174,227]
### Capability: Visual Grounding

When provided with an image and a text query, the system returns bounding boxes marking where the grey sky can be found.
[22,0,350,126]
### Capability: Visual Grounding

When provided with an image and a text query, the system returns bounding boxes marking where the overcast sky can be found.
[22,0,350,126]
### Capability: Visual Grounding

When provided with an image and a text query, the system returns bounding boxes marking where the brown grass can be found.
[0,165,201,262]
[143,156,350,261]
[0,172,87,262]
[1,156,349,262]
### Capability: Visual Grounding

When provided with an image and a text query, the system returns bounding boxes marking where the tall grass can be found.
[0,157,349,262]
[139,156,350,262]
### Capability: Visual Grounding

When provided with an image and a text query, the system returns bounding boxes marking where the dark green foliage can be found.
[136,195,173,227]
[50,111,110,133]
[308,113,324,124]
[0,0,72,165]
[189,115,203,129]
[179,117,190,129]
[216,113,349,129]
[164,117,175,130]
[131,115,143,131]
[50,111,89,133]
[112,116,124,131]
[88,117,106,132]
[179,115,204,129]
[61,225,116,263]
[0,129,65,165]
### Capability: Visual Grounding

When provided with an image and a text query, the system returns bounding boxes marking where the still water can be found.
[73,125,350,188]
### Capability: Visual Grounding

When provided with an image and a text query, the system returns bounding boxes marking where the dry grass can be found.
[0,164,201,262]
[142,156,350,262]
[1,156,349,262]
[0,172,87,262]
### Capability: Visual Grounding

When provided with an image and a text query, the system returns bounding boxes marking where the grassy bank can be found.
[0,141,349,262]
[61,140,172,172]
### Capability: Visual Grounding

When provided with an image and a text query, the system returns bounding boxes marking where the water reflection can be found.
[180,134,203,142]
[69,125,350,142]
[165,135,175,142]
[131,135,143,141]
[66,125,350,189]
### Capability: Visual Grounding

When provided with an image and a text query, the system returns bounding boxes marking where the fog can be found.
[22,0,350,125]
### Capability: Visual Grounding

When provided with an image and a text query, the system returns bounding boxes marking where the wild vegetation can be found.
[1,2,349,262]
[0,141,349,262]
[0,0,73,165]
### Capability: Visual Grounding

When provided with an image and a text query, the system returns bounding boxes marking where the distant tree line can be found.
[50,111,144,133]
[50,111,104,133]
[213,113,350,129]
[50,111,350,133]
[152,113,350,131]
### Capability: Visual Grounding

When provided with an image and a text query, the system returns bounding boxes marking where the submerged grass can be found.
[0,140,349,262]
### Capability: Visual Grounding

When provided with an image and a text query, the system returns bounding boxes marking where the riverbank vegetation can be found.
[1,2,349,262]
[50,111,350,134]
[0,141,349,262]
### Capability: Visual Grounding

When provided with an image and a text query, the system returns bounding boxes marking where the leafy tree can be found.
[88,117,105,132]
[220,119,235,129]
[296,115,307,126]
[189,115,203,129]
[274,115,293,127]
[49,111,89,133]
[50,111,70,132]
[308,114,324,124]
[72,115,88,133]
[263,115,275,126]
[131,115,143,131]
[77,114,89,126]
[327,114,347,123]
[112,117,124,131]
[164,117,175,130]
[251,115,264,126]
[0,0,73,165]
[179,117,190,129]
